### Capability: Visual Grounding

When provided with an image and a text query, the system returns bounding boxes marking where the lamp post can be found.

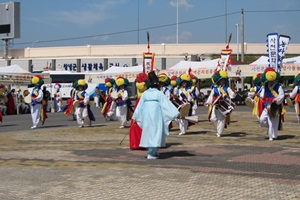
[235,24,239,61]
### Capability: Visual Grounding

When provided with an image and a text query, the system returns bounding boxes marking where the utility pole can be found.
[225,0,227,43]
[241,8,244,62]
[137,0,140,44]
[176,0,179,44]
[236,24,239,61]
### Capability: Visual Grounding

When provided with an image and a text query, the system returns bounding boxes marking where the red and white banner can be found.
[216,49,232,72]
[143,52,155,74]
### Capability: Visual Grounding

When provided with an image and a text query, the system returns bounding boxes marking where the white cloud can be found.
[50,0,126,27]
[160,31,193,43]
[169,0,194,9]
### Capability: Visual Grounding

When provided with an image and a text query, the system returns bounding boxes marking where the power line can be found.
[246,9,300,13]
[4,11,240,47]
[3,9,300,47]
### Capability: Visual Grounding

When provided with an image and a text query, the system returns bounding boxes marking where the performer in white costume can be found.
[101,78,117,121]
[54,83,62,112]
[29,75,44,129]
[189,73,200,116]
[205,70,236,137]
[174,73,193,135]
[115,77,129,128]
[259,67,285,141]
[288,73,300,123]
[73,79,92,128]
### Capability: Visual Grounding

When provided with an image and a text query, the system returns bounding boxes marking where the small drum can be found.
[215,98,235,117]
[24,95,31,104]
[286,97,294,108]
[73,100,80,107]
[110,91,118,99]
[267,102,279,118]
[178,103,190,118]
[245,97,254,109]
[184,115,199,123]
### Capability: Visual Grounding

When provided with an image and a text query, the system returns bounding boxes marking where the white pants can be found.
[294,102,300,122]
[55,100,62,112]
[94,96,99,107]
[116,104,127,126]
[175,119,188,134]
[210,106,226,136]
[31,104,41,127]
[191,100,197,116]
[75,107,89,126]
[259,109,280,139]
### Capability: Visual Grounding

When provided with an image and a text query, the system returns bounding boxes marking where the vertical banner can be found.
[215,33,232,72]
[143,52,155,73]
[278,34,291,71]
[216,49,232,72]
[267,33,279,72]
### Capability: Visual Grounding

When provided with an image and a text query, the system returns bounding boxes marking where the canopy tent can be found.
[0,64,31,74]
[248,55,300,76]
[249,56,268,66]
[168,59,219,71]
[250,55,300,65]
[161,59,219,79]
[102,65,143,75]
[0,64,33,84]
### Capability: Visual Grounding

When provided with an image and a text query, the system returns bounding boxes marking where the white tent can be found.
[249,56,268,65]
[168,59,219,71]
[0,64,33,84]
[250,55,300,66]
[283,56,300,63]
[0,64,31,74]
[161,59,219,79]
[103,65,143,75]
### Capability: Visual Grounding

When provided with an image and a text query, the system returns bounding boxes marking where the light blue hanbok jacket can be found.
[132,88,179,148]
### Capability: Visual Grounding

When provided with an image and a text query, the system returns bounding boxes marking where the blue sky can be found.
[1,0,300,48]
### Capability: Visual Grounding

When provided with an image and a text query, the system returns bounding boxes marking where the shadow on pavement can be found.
[276,135,295,140]
[159,150,196,159]
[0,124,17,127]
[222,132,247,137]
[40,125,67,128]
[185,131,209,135]
[165,143,183,148]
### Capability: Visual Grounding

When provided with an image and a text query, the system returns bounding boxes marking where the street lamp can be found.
[235,24,239,61]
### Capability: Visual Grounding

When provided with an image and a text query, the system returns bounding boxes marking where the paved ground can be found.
[0,109,299,200]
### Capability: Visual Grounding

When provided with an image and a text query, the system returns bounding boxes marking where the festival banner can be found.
[216,33,232,72]
[143,52,155,74]
[278,34,291,70]
[142,32,155,73]
[266,33,279,72]
[216,49,232,72]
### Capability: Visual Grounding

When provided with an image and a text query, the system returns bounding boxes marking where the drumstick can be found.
[119,133,127,145]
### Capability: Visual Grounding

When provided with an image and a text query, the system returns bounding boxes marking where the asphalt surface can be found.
[0,104,299,200]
